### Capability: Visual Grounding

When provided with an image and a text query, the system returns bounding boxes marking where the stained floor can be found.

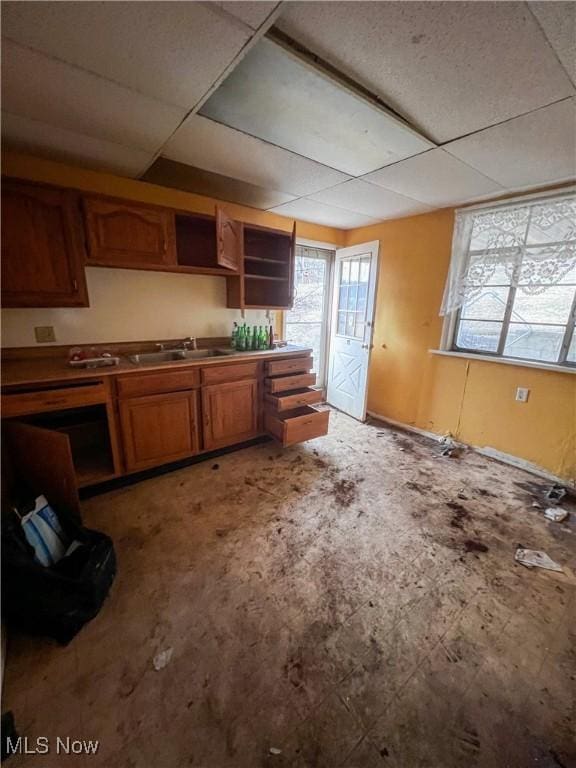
[3,412,575,768]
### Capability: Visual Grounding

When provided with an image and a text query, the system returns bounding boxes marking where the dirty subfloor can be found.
[4,412,576,768]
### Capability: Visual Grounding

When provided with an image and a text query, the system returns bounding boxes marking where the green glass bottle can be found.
[259,326,266,349]
[252,325,258,350]
[246,325,252,351]
[237,324,245,351]
[231,321,238,350]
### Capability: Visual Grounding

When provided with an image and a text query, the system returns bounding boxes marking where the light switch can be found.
[34,326,56,343]
[515,387,530,403]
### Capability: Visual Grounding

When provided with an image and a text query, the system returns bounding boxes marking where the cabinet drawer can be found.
[266,356,313,377]
[266,372,316,393]
[265,388,323,413]
[116,368,200,398]
[2,382,107,417]
[265,405,329,447]
[201,361,260,385]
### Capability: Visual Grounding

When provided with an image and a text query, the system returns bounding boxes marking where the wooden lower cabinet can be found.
[202,379,259,451]
[120,391,199,472]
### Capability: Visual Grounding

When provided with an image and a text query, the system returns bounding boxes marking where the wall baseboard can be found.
[366,410,573,489]
[366,411,442,443]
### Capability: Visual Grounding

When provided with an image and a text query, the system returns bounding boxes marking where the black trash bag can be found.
[1,507,116,645]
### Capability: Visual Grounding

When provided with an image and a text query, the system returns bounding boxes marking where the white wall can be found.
[1,267,272,347]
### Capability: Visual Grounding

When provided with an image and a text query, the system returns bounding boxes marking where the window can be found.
[284,245,333,386]
[336,256,371,340]
[441,192,576,367]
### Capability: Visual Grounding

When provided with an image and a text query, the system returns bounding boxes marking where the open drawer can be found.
[266,356,313,377]
[266,372,316,393]
[265,387,323,412]
[265,405,329,447]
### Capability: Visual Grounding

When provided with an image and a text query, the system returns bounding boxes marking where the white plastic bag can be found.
[20,496,69,567]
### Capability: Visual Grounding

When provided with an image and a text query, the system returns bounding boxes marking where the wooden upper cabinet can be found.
[216,206,243,271]
[1,180,88,308]
[83,197,177,268]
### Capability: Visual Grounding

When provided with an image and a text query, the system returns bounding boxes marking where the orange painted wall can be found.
[346,209,576,482]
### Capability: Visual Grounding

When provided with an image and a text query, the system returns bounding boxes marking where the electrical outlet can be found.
[34,326,56,343]
[515,387,530,403]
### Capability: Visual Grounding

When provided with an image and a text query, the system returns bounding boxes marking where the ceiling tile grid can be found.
[199,36,434,176]
[1,40,187,153]
[529,1,576,87]
[2,1,575,230]
[268,198,381,229]
[217,2,280,31]
[1,112,154,178]
[362,148,505,206]
[162,113,352,196]
[276,1,575,143]
[1,0,254,109]
[309,178,433,219]
[444,98,576,190]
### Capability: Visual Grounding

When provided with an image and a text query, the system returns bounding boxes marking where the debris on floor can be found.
[153,647,174,671]
[544,507,569,523]
[269,747,282,756]
[515,548,564,573]
[436,435,461,458]
[545,484,567,506]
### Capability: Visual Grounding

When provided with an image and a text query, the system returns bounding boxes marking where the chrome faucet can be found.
[155,337,197,351]
[181,337,197,350]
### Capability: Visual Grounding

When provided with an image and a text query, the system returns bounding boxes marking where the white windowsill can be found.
[429,349,576,375]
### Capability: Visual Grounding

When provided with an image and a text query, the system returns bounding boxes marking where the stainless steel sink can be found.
[128,349,234,364]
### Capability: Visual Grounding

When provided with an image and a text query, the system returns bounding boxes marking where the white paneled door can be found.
[327,241,379,421]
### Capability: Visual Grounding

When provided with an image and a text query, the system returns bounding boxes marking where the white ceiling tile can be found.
[163,114,352,196]
[277,1,575,143]
[2,112,154,178]
[268,198,380,229]
[218,2,279,29]
[310,179,432,219]
[445,98,576,189]
[363,149,504,206]
[200,37,433,176]
[1,1,252,109]
[529,2,576,86]
[1,41,186,153]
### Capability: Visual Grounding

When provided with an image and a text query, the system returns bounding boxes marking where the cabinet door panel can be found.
[216,206,242,272]
[1,181,88,307]
[120,392,198,472]
[84,197,177,268]
[3,421,81,521]
[202,379,259,451]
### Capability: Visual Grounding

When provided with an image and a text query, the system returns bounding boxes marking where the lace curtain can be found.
[440,193,576,316]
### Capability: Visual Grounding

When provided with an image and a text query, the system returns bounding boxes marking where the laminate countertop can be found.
[1,345,312,389]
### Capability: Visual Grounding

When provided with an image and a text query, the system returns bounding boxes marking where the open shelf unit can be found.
[228,223,295,310]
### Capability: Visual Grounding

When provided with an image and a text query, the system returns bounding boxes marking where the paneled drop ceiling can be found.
[2,1,575,230]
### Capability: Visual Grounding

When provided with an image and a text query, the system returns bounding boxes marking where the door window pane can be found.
[360,258,370,283]
[349,259,359,283]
